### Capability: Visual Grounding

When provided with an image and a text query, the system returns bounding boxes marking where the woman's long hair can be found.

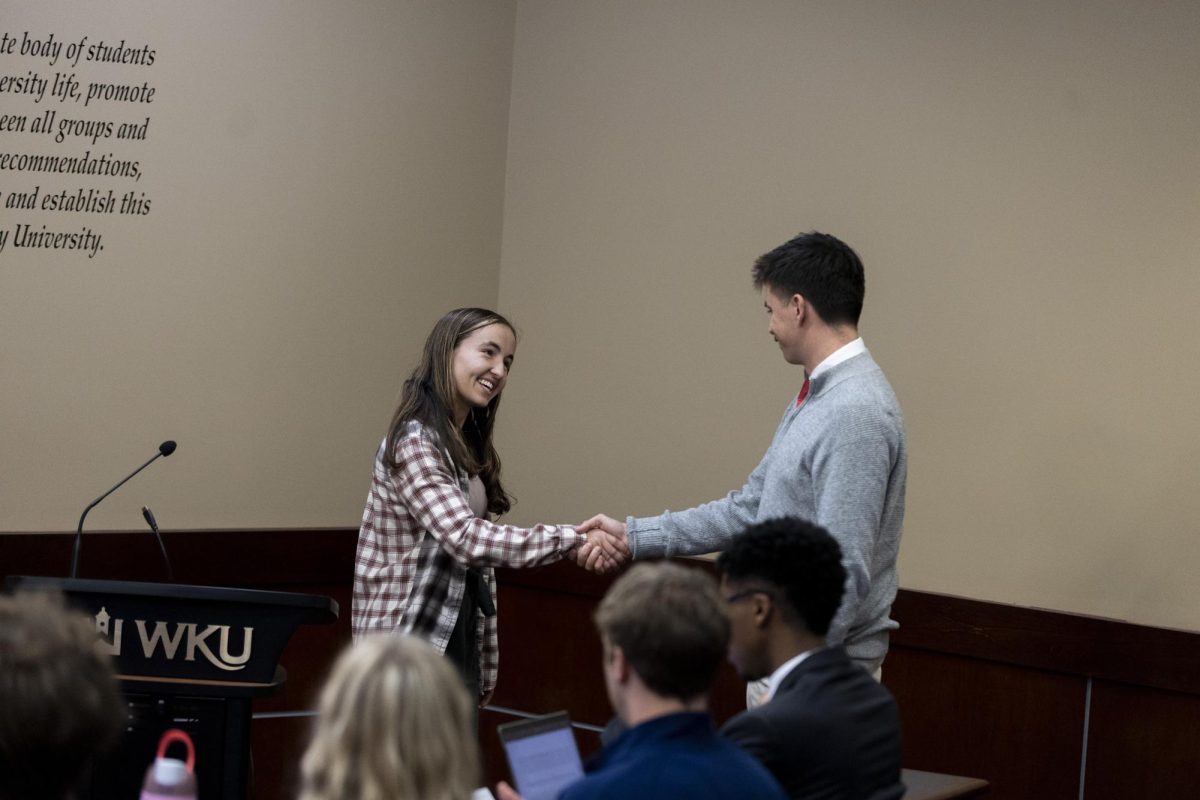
[298,635,480,800]
[384,307,515,515]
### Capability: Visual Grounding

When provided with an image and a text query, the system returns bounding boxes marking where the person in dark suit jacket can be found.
[718,517,905,800]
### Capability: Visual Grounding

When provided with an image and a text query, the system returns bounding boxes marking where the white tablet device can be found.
[497,711,585,800]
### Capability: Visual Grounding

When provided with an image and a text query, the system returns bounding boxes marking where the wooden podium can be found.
[6,576,338,800]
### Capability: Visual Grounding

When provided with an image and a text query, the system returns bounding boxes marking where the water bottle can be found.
[139,728,197,800]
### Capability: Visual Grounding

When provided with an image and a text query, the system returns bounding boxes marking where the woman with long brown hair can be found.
[351,308,619,706]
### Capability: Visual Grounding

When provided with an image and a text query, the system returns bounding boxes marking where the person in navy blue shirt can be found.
[499,562,785,800]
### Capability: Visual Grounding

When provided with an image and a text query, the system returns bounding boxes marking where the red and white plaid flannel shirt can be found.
[351,421,583,695]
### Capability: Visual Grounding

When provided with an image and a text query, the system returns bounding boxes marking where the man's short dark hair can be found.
[0,591,123,800]
[717,517,847,636]
[594,562,729,702]
[751,231,866,326]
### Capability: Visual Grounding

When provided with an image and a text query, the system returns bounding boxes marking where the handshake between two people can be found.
[571,514,629,574]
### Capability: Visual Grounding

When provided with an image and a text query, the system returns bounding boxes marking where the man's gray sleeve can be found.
[627,449,770,559]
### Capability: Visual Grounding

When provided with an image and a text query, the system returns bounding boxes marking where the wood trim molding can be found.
[890,589,1200,696]
[4,527,1198,695]
[0,528,357,587]
[496,559,1200,697]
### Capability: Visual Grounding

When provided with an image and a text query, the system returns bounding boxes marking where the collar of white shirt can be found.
[807,337,865,381]
[763,647,822,703]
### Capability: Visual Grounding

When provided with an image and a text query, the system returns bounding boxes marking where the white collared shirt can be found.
[807,337,866,381]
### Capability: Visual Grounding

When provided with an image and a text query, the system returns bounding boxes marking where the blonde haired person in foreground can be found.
[299,634,480,800]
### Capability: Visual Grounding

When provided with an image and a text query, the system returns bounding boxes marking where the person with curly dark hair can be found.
[718,517,904,800]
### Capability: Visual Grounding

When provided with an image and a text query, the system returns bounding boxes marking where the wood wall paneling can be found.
[883,646,1085,799]
[890,589,1200,696]
[1083,680,1200,800]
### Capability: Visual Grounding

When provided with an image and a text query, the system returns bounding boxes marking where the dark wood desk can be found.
[902,768,989,799]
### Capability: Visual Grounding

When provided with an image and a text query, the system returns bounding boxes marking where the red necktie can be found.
[795,378,811,408]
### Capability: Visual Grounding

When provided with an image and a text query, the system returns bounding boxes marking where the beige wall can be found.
[496,1,1200,631]
[1,1,516,529]
[4,1,1199,633]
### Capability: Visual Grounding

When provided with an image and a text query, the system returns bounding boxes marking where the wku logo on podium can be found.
[93,606,254,672]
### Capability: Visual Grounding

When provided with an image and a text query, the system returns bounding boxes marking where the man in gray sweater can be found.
[579,231,906,674]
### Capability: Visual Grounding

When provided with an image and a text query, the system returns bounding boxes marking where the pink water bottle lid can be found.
[156,729,196,772]
[141,728,197,799]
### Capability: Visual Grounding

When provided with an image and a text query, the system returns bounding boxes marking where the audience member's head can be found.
[299,634,480,800]
[0,591,123,800]
[717,516,847,681]
[593,562,730,722]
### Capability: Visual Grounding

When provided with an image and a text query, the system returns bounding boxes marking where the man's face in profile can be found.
[720,575,771,682]
[762,284,805,366]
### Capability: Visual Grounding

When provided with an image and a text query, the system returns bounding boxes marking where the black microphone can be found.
[69,441,177,578]
[142,506,174,582]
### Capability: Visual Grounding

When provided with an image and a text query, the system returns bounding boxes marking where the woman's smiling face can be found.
[451,322,516,423]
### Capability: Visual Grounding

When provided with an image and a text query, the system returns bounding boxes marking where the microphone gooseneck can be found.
[69,442,179,579]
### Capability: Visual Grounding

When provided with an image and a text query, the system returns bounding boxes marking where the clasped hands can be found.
[571,513,629,574]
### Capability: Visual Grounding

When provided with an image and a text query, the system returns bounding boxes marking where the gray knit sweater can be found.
[627,351,906,671]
